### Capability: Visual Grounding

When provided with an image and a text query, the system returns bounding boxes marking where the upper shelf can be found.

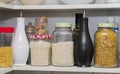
[1,2,120,10]
[14,4,120,10]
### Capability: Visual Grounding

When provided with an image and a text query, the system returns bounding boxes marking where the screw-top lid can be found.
[98,23,115,27]
[0,27,14,33]
[114,27,119,31]
[55,23,72,27]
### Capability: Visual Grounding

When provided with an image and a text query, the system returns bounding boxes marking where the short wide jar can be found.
[52,23,74,66]
[94,23,118,68]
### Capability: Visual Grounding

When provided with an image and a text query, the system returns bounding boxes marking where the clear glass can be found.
[0,33,13,67]
[52,27,73,43]
[52,27,74,66]
[94,27,118,68]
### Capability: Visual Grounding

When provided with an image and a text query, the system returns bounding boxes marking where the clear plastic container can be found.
[30,35,52,66]
[94,23,118,68]
[52,23,74,66]
[0,27,14,67]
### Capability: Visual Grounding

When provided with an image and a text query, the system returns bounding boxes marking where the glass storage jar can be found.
[0,27,14,67]
[94,23,118,68]
[30,35,52,66]
[52,23,74,66]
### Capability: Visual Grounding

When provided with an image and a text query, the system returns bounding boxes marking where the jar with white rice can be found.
[52,23,74,66]
[30,35,52,66]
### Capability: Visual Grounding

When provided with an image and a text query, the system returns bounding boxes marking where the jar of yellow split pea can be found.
[94,23,118,68]
[0,27,14,67]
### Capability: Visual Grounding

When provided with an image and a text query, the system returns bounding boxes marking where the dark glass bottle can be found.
[77,18,93,67]
[73,13,83,65]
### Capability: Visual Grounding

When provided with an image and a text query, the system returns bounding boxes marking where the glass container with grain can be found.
[0,27,14,68]
[52,23,74,66]
[94,23,118,68]
[30,35,52,66]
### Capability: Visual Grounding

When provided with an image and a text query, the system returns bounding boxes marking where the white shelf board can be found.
[12,66,120,73]
[13,4,120,10]
[1,65,120,74]
[0,2,13,9]
[0,68,12,74]
[1,3,120,10]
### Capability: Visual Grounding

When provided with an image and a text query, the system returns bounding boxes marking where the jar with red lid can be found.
[30,34,52,66]
[0,27,14,67]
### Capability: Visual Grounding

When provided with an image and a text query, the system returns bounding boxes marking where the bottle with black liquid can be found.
[77,18,94,67]
[73,13,83,65]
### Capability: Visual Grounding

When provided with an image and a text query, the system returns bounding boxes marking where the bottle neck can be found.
[17,18,25,29]
[80,18,89,32]
[75,23,80,29]
[75,13,83,29]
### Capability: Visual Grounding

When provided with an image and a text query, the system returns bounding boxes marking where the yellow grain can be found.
[95,28,118,67]
[0,47,12,67]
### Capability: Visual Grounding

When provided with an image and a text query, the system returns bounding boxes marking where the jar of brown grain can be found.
[94,23,118,68]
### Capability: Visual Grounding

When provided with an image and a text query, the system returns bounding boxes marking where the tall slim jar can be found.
[13,17,29,66]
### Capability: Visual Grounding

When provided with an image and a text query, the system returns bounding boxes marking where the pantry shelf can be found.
[0,2,13,10]
[1,66,120,74]
[14,4,120,10]
[1,3,120,10]
[0,68,12,74]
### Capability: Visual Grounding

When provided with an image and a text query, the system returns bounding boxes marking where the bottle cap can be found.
[98,23,115,27]
[0,27,14,33]
[55,23,72,27]
[114,27,119,30]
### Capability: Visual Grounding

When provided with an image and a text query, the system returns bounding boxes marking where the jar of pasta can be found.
[0,27,14,67]
[94,23,118,68]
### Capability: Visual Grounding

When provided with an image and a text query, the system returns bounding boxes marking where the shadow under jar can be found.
[94,23,118,68]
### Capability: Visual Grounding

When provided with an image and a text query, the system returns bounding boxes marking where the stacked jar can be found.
[30,35,52,66]
[30,16,52,66]
[94,23,118,68]
[0,27,14,67]
[52,23,74,66]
